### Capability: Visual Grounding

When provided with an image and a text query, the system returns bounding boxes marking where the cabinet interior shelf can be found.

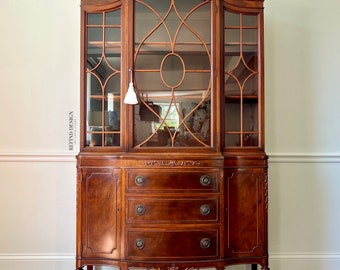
[90,95,121,100]
[225,95,258,102]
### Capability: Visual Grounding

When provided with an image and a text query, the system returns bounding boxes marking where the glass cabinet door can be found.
[85,9,121,147]
[224,10,260,148]
[133,0,212,148]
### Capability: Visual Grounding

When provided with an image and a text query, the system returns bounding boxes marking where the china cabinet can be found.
[77,0,268,270]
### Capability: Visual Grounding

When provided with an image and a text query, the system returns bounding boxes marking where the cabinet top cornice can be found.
[81,0,264,9]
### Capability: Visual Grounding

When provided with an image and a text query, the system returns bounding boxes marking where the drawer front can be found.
[127,197,219,223]
[127,229,219,260]
[126,169,219,193]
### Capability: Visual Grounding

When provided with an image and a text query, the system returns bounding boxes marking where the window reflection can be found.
[134,0,211,148]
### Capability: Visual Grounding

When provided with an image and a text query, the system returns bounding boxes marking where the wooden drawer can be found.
[126,229,219,260]
[126,169,219,193]
[126,197,219,223]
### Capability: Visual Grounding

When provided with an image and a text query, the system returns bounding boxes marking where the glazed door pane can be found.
[85,10,121,147]
[224,11,260,148]
[133,0,212,148]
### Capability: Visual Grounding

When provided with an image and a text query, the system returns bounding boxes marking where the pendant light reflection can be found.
[123,68,138,105]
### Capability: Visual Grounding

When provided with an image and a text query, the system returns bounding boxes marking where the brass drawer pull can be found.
[200,204,211,216]
[135,175,146,186]
[200,238,211,249]
[200,175,212,186]
[135,204,146,215]
[135,238,145,249]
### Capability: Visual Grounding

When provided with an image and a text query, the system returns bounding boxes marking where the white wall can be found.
[265,0,340,268]
[0,0,339,269]
[0,0,80,269]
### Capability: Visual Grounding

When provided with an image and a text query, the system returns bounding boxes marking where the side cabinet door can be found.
[224,168,267,258]
[80,168,121,259]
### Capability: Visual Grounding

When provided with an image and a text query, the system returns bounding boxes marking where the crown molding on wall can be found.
[1,152,340,163]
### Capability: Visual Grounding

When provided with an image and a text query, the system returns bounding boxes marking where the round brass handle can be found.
[200,238,211,249]
[135,238,145,249]
[135,204,146,215]
[135,175,146,186]
[200,204,211,216]
[200,175,212,186]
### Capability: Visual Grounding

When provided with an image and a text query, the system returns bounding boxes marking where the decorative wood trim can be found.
[264,167,269,213]
[144,160,202,167]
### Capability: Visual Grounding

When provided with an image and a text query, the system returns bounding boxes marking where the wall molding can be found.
[1,152,340,163]
[0,152,77,162]
[270,253,340,260]
[268,153,340,163]
[0,253,74,261]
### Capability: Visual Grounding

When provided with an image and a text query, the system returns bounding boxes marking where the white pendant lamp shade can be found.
[124,69,138,105]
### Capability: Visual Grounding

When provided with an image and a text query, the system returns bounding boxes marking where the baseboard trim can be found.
[0,253,74,261]
[268,153,340,163]
[270,253,340,260]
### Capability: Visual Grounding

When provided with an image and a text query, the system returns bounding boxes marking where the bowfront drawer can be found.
[127,229,219,260]
[126,169,219,193]
[126,197,219,223]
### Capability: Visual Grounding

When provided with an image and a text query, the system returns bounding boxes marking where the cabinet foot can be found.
[76,266,93,270]
[251,264,270,270]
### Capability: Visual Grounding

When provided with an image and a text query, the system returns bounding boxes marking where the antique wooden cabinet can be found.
[76,0,268,270]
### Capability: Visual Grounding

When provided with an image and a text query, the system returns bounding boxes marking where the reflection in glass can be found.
[224,11,259,147]
[85,10,121,147]
[134,0,211,148]
[88,13,102,25]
